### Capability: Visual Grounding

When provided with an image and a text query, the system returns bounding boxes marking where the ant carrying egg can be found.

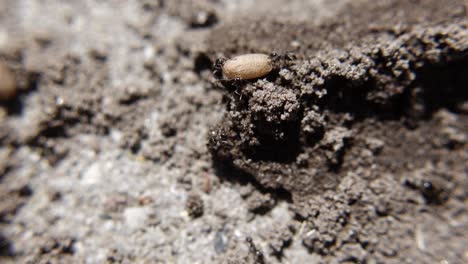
[213,53,276,80]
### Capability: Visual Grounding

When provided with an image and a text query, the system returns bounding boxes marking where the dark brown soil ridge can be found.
[208,20,468,197]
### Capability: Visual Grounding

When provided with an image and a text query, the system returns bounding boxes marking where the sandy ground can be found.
[0,0,467,263]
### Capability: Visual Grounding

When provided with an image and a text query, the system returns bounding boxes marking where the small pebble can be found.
[0,63,17,101]
[214,229,229,254]
[124,207,149,230]
[138,195,154,206]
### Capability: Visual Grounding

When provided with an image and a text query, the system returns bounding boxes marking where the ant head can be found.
[213,57,227,79]
[269,52,280,62]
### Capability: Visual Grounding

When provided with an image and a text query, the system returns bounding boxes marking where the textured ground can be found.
[0,0,467,263]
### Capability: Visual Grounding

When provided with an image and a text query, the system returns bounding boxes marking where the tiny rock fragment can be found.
[214,229,229,254]
[138,195,154,206]
[191,10,218,28]
[124,207,150,230]
[0,63,17,101]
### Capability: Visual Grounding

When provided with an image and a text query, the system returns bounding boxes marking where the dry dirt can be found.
[0,0,467,263]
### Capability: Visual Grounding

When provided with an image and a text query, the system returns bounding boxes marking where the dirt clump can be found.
[186,193,204,218]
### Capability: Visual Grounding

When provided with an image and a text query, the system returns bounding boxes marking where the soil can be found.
[0,0,467,263]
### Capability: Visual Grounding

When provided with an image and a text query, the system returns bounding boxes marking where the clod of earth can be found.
[222,53,273,80]
[185,193,204,218]
[0,63,17,101]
